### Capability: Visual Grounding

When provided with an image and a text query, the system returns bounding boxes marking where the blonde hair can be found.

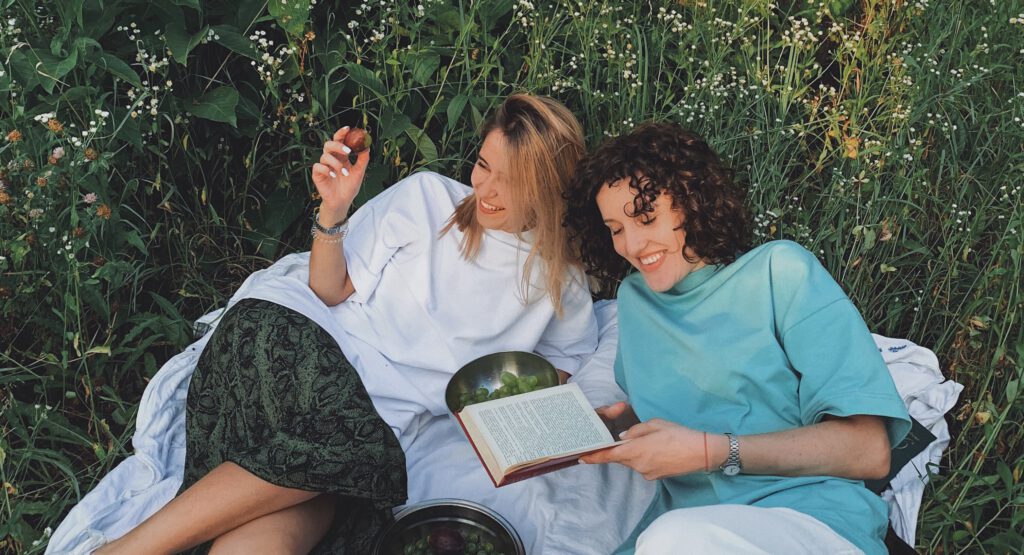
[441,94,585,315]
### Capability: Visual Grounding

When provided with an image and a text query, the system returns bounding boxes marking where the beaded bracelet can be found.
[311,226,345,244]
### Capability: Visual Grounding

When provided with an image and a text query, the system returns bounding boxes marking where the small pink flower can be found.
[51,146,65,160]
[83,192,98,204]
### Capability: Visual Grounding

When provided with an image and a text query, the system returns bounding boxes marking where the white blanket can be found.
[46,255,961,553]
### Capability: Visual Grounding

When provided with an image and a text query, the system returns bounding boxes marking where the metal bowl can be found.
[373,498,526,555]
[444,351,560,413]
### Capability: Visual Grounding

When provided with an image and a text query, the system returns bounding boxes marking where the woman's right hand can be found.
[311,126,371,223]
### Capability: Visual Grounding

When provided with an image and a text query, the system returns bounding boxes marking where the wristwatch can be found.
[312,208,349,237]
[720,433,742,476]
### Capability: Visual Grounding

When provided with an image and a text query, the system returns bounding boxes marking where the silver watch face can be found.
[722,464,741,476]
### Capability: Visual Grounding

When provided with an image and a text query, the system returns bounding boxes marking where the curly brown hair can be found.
[564,122,751,295]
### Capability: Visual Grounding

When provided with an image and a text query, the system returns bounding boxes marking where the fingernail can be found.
[341,145,352,154]
[578,458,587,465]
[341,168,350,177]
[618,431,628,439]
[341,126,350,131]
[329,171,337,178]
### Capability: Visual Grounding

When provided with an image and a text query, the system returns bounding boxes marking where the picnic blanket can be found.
[46,253,961,553]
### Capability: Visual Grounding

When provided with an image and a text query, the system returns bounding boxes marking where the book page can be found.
[461,383,616,470]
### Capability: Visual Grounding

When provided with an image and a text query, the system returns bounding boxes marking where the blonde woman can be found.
[95,94,598,554]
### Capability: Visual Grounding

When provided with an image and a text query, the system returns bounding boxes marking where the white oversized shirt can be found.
[330,171,599,447]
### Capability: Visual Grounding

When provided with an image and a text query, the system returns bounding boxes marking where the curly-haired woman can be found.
[564,122,910,555]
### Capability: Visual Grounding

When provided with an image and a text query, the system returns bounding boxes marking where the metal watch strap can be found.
[720,433,742,476]
[313,208,349,235]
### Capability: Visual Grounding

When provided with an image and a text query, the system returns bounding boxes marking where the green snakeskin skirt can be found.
[178,298,407,554]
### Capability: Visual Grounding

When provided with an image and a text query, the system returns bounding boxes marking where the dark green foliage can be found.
[0,1,1021,552]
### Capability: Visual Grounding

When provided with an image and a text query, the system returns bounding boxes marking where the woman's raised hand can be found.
[311,126,371,223]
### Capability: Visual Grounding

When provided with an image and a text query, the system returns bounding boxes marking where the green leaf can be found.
[149,292,185,324]
[827,0,857,17]
[165,22,209,65]
[379,108,412,140]
[170,0,201,9]
[406,126,438,164]
[150,3,187,30]
[479,0,514,22]
[124,231,148,255]
[31,47,78,93]
[409,50,441,85]
[447,94,469,130]
[863,227,876,251]
[343,63,386,98]
[268,0,311,37]
[98,53,142,89]
[211,24,258,59]
[997,461,1014,494]
[59,0,86,28]
[8,49,41,91]
[188,87,239,127]
[256,188,304,241]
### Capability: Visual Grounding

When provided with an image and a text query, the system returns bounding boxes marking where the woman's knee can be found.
[635,507,768,555]
[209,494,335,555]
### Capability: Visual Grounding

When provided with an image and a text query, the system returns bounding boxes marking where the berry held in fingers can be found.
[344,128,372,153]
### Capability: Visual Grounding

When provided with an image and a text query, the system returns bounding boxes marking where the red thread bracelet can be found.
[703,431,709,472]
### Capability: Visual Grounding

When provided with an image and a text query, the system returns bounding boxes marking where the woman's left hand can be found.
[580,419,711,480]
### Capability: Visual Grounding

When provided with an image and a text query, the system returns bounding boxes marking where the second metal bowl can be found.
[373,498,526,555]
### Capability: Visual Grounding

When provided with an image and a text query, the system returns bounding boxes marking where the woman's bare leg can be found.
[208,493,336,554]
[95,462,318,555]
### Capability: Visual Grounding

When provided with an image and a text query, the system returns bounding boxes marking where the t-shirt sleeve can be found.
[773,245,911,448]
[342,172,460,304]
[533,270,599,375]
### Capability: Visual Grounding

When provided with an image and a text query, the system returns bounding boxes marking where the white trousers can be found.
[635,505,864,555]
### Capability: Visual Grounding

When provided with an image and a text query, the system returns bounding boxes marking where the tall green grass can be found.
[1,0,1020,552]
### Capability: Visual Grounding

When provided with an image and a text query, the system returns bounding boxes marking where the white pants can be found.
[635,505,864,555]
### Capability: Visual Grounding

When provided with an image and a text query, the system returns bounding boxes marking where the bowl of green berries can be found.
[373,498,525,555]
[445,351,560,413]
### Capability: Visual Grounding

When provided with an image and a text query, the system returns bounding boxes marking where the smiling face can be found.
[596,178,707,292]
[470,130,519,232]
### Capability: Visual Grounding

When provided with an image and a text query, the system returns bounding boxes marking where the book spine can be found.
[454,412,501,488]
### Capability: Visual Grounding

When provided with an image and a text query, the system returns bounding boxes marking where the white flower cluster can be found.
[33,112,57,124]
[675,67,758,124]
[348,1,396,44]
[656,7,692,34]
[514,0,536,28]
[998,184,1021,204]
[2,17,21,38]
[134,43,169,74]
[950,204,972,233]
[780,17,820,51]
[117,22,142,41]
[249,29,296,83]
[30,527,53,548]
[200,27,221,44]
[285,87,306,104]
[67,109,111,148]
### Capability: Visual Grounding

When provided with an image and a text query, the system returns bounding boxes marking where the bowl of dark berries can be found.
[373,499,525,555]
[445,351,560,414]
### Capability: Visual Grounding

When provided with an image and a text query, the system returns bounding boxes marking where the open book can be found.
[453,382,637,487]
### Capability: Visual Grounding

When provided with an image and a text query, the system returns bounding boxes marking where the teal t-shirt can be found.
[613,241,911,555]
